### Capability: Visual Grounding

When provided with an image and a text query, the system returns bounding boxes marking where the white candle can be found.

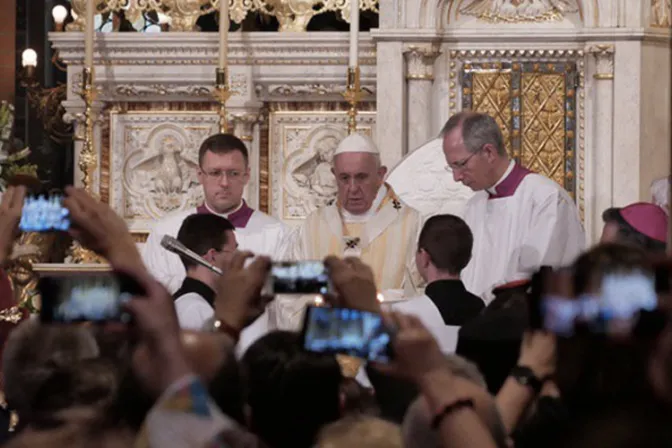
[219,0,230,70]
[84,0,94,68]
[348,0,359,68]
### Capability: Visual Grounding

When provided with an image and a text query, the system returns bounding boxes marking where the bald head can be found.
[332,136,387,215]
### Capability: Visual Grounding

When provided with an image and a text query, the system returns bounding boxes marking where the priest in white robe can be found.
[441,112,585,301]
[143,133,289,293]
[289,133,423,295]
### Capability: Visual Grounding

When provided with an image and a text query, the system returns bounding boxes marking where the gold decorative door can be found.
[461,61,579,197]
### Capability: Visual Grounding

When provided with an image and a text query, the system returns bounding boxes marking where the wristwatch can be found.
[509,365,546,395]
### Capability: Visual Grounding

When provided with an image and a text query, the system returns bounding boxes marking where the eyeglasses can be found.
[204,169,244,181]
[445,152,478,172]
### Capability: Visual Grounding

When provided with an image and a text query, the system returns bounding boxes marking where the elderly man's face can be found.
[332,152,387,215]
[442,127,495,191]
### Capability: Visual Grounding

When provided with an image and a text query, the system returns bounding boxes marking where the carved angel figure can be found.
[152,135,184,195]
[292,135,339,202]
[458,0,579,22]
[652,0,672,27]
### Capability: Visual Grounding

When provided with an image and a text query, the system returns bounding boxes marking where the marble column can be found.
[404,45,440,153]
[232,111,261,208]
[589,44,615,242]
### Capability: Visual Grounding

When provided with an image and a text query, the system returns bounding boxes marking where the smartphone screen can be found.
[19,195,70,232]
[300,306,393,363]
[542,271,658,336]
[265,261,330,295]
[39,273,144,324]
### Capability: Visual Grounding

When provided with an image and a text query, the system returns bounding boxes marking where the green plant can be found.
[0,101,38,190]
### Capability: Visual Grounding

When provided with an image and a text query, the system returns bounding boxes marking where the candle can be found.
[348,0,359,68]
[219,0,230,70]
[84,0,94,68]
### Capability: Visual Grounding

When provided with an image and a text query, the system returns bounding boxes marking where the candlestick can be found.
[214,68,232,133]
[342,66,366,134]
[348,0,359,68]
[68,65,107,264]
[84,0,94,68]
[219,0,230,70]
[79,67,96,192]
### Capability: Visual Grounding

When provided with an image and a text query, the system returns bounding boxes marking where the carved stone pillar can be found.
[589,44,615,241]
[404,45,440,153]
[232,111,262,208]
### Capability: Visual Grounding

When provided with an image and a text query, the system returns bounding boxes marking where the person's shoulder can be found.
[151,208,197,229]
[521,173,574,201]
[174,292,211,309]
[249,209,284,227]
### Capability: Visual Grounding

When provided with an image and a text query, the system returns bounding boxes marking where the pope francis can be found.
[289,133,423,295]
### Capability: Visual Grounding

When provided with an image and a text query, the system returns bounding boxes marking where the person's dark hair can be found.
[572,242,652,295]
[602,208,666,254]
[556,243,659,414]
[176,214,235,269]
[241,331,343,448]
[417,214,473,275]
[27,358,119,427]
[207,351,246,426]
[198,133,249,167]
[440,112,507,156]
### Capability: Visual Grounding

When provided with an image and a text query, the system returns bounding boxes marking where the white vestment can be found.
[288,184,423,294]
[386,295,460,353]
[462,163,585,301]
[143,205,290,294]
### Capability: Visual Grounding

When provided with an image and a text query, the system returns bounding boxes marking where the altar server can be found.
[289,133,423,293]
[441,112,585,300]
[143,134,289,293]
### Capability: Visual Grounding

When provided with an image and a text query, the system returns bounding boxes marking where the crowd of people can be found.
[0,111,670,447]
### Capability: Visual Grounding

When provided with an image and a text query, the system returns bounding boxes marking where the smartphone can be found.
[19,194,70,232]
[262,261,332,295]
[299,305,394,363]
[39,272,145,324]
[542,271,658,336]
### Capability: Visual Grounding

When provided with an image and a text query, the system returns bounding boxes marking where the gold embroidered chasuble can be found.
[291,185,423,293]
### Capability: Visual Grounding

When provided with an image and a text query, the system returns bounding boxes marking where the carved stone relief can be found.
[109,112,220,231]
[268,111,376,222]
[386,138,474,219]
[651,0,672,27]
[455,0,580,23]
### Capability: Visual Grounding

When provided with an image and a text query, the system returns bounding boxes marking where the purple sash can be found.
[488,164,533,200]
[196,201,254,228]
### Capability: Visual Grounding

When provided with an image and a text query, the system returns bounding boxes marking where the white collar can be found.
[204,200,243,218]
[341,184,387,223]
[487,160,515,196]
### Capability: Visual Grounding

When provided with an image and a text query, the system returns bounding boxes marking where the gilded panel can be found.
[461,60,578,196]
[268,110,376,222]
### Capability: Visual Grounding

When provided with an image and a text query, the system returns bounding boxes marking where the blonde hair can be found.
[317,416,403,448]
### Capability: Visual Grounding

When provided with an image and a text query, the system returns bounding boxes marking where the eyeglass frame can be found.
[201,169,247,182]
[444,145,486,172]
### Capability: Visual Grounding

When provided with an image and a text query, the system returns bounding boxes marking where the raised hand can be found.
[214,251,272,333]
[63,186,142,272]
[323,256,380,313]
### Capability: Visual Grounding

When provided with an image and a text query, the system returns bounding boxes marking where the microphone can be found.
[160,235,223,275]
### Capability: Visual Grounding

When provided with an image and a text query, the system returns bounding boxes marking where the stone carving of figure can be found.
[292,135,339,204]
[652,0,672,27]
[152,135,184,195]
[459,0,579,22]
